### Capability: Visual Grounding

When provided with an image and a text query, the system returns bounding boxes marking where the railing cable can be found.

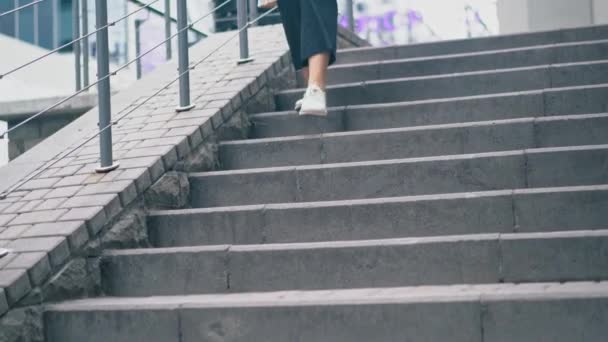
[0,0,44,18]
[0,5,279,200]
[0,0,233,139]
[0,0,162,80]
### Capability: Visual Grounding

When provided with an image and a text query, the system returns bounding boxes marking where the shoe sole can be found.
[299,108,328,117]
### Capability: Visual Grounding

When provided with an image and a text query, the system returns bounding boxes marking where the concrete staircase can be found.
[45,27,608,341]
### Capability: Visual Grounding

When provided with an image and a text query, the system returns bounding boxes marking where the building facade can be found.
[498,0,608,34]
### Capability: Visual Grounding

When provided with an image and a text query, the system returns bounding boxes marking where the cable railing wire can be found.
[0,0,44,18]
[0,0,162,80]
[0,5,279,200]
[0,0,233,139]
[111,0,232,76]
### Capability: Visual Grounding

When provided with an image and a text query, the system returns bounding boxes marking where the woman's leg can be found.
[300,0,338,89]
[298,0,338,115]
[307,53,330,89]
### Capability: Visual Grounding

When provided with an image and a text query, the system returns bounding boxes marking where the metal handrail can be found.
[0,4,280,199]
[0,0,44,18]
[0,0,232,140]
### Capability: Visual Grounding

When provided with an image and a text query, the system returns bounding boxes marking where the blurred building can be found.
[498,0,608,33]
[337,0,499,46]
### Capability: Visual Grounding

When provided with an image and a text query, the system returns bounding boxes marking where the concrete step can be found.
[328,39,608,85]
[100,230,608,297]
[275,61,608,111]
[336,24,608,64]
[225,114,608,169]
[148,185,608,248]
[252,85,608,138]
[192,145,608,208]
[45,281,608,342]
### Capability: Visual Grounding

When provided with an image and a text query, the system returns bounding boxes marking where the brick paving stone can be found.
[140,121,166,131]
[54,174,90,187]
[76,181,138,207]
[0,252,17,269]
[136,136,187,149]
[60,194,119,209]
[146,113,176,123]
[115,168,152,193]
[4,252,52,286]
[36,168,59,179]
[0,269,31,305]
[6,191,28,199]
[58,207,107,236]
[22,221,89,251]
[7,237,70,269]
[2,202,27,214]
[83,173,106,185]
[52,165,85,177]
[18,178,61,191]
[50,157,76,168]
[164,125,202,138]
[0,214,17,226]
[0,289,8,316]
[121,145,175,159]
[163,117,211,130]
[120,129,169,142]
[9,210,68,226]
[75,181,133,196]
[21,189,52,201]
[18,200,43,213]
[44,186,83,199]
[36,198,68,211]
[119,157,165,182]
[0,225,31,240]
[74,163,99,175]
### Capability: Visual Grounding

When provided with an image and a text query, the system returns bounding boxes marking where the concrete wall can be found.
[595,0,608,24]
[0,121,7,167]
[498,0,608,34]
[7,113,80,161]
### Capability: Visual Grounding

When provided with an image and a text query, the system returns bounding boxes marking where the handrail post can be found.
[346,0,355,32]
[237,0,253,64]
[73,0,82,91]
[175,0,195,112]
[82,0,89,89]
[135,19,144,79]
[95,0,119,173]
[164,0,172,60]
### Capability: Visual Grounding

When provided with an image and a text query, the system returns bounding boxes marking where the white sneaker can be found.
[294,98,303,111]
[298,85,328,116]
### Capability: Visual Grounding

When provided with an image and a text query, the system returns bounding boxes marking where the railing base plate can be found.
[175,104,196,112]
[237,57,254,65]
[96,163,120,174]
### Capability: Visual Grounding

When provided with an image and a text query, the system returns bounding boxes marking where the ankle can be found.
[307,82,326,91]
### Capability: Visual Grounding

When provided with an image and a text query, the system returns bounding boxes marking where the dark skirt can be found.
[277,0,338,70]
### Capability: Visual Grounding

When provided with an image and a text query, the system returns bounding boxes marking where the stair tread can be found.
[251,83,608,119]
[150,183,608,216]
[235,113,608,144]
[201,144,608,176]
[106,229,608,256]
[48,281,608,311]
[330,38,608,70]
[278,59,608,95]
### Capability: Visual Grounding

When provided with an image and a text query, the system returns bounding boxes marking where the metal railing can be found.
[0,0,288,199]
[0,0,357,198]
